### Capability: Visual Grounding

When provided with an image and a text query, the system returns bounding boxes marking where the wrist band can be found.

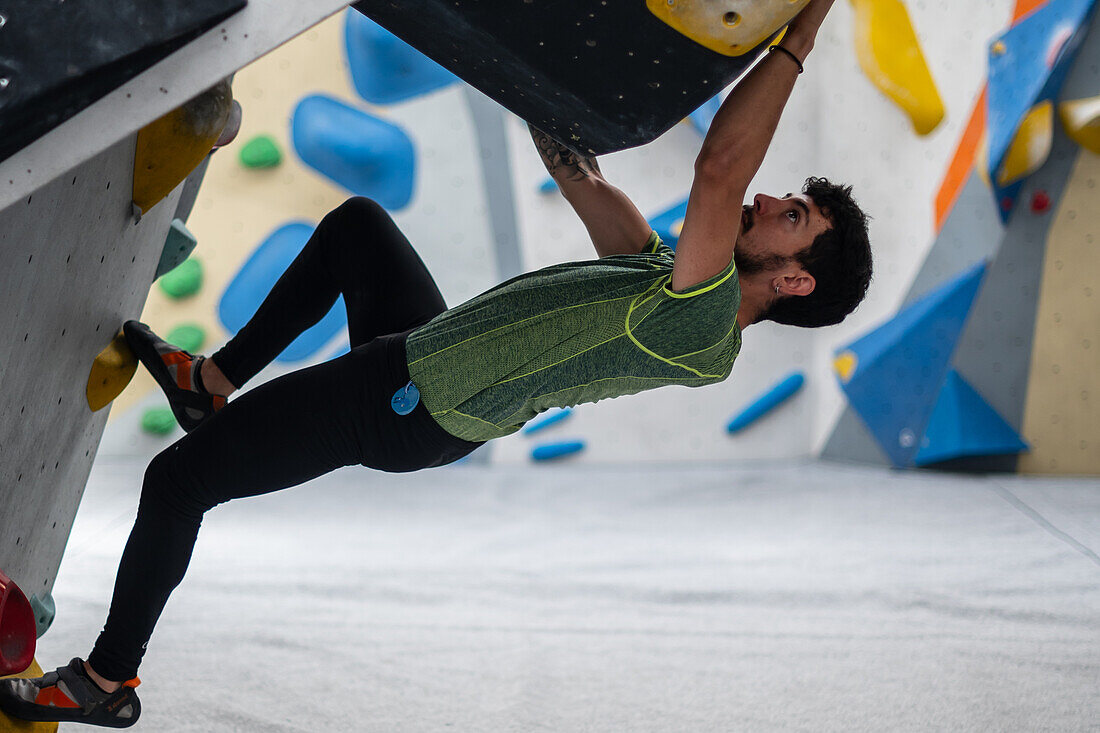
[768,44,804,74]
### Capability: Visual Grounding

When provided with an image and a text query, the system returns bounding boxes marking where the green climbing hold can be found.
[141,406,176,435]
[166,323,206,353]
[158,257,203,299]
[239,134,282,168]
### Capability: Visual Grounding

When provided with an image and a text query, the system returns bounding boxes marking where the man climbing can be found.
[1,0,868,726]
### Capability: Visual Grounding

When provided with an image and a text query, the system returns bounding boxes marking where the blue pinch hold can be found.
[291,94,416,211]
[531,440,586,461]
[391,380,421,415]
[523,407,573,435]
[726,372,805,434]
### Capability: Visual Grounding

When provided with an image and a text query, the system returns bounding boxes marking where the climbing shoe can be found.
[124,320,226,432]
[0,657,141,728]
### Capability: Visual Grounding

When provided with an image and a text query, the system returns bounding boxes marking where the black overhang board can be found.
[354,0,774,155]
[0,0,248,163]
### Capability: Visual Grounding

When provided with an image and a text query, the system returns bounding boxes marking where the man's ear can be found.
[779,272,815,297]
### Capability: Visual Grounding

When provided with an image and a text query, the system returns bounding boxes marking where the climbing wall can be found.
[823,0,1100,475]
[0,0,364,660]
[0,137,183,632]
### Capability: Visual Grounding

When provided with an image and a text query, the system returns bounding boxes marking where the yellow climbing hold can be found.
[671,218,685,236]
[1059,95,1100,156]
[0,658,59,732]
[833,350,858,383]
[86,330,138,412]
[646,0,810,57]
[997,100,1053,186]
[850,0,945,136]
[132,79,233,218]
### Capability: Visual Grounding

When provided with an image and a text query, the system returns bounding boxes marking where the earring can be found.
[774,285,781,295]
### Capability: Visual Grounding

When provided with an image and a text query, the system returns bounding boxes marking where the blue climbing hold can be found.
[538,176,558,195]
[726,372,805,434]
[914,370,1028,466]
[219,222,349,363]
[344,11,458,105]
[523,407,574,435]
[648,198,689,251]
[291,94,416,210]
[531,440,586,461]
[834,261,988,468]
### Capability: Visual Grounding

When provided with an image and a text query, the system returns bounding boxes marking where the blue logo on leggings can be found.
[391,380,420,415]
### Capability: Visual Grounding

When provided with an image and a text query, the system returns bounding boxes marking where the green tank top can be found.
[405,233,742,442]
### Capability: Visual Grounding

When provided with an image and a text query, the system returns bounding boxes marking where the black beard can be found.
[734,249,789,276]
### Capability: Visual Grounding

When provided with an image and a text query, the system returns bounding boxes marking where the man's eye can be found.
[787,210,799,222]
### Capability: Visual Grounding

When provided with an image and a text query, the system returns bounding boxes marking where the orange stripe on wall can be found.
[934,89,987,233]
[932,1,1049,232]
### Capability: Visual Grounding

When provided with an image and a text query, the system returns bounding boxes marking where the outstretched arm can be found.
[671,0,836,291]
[529,125,652,258]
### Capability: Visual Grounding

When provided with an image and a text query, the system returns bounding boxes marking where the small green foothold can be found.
[166,323,206,353]
[156,219,198,280]
[141,407,176,435]
[158,257,203,299]
[239,134,282,169]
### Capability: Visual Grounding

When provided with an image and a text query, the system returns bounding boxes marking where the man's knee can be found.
[328,196,390,231]
[139,446,215,521]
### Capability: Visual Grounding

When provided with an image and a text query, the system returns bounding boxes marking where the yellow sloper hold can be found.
[0,658,59,732]
[647,0,811,57]
[997,100,1053,186]
[1059,95,1100,156]
[132,79,233,217]
[833,351,858,383]
[86,330,138,412]
[849,0,945,136]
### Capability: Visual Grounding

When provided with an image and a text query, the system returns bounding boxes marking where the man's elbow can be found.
[694,148,748,191]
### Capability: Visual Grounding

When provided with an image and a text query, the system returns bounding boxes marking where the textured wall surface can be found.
[0,0,347,211]
[0,137,182,603]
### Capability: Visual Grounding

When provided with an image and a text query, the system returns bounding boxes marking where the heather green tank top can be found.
[405,233,741,442]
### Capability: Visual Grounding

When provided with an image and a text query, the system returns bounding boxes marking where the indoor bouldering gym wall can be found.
[2,1,1099,730]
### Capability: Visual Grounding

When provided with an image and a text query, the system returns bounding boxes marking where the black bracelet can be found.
[768,44,804,74]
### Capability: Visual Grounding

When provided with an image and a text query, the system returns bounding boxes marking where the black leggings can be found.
[87,198,481,681]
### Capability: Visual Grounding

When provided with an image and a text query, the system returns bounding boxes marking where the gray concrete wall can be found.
[0,136,182,624]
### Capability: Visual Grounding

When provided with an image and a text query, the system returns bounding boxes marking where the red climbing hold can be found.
[1030,190,1051,213]
[0,569,36,676]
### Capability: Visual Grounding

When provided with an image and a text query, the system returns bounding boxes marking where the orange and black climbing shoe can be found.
[124,320,227,432]
[0,657,141,728]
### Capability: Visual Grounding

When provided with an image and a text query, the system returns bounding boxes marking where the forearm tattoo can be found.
[528,124,602,182]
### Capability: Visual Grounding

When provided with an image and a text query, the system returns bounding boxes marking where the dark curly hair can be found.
[758,177,872,328]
